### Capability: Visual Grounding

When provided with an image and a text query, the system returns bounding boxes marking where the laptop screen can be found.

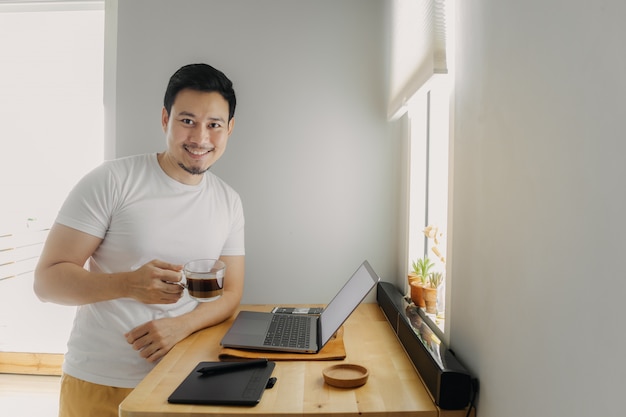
[319,261,380,346]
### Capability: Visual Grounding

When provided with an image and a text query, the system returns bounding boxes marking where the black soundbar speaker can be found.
[377,281,474,410]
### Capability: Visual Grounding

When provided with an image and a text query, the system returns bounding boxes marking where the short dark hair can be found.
[163,63,236,121]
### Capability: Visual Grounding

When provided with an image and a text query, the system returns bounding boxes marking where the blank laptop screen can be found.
[319,262,378,346]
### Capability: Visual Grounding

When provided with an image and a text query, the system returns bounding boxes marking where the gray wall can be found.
[451,1,626,416]
[108,0,399,303]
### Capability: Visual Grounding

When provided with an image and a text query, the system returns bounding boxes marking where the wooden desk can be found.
[119,304,466,417]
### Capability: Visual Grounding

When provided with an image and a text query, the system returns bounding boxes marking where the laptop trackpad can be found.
[232,313,268,336]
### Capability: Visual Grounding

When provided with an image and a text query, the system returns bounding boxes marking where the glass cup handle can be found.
[167,270,187,289]
[178,270,188,288]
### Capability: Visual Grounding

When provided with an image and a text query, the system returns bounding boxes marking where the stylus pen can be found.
[197,359,268,375]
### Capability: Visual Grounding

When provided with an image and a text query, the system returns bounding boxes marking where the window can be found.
[0,1,104,361]
[407,80,451,334]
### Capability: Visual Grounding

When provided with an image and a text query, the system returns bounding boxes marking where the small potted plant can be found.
[408,257,434,308]
[423,271,443,314]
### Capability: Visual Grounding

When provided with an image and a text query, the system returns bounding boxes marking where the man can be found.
[34,63,245,417]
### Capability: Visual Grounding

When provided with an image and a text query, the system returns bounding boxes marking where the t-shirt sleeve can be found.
[55,163,117,239]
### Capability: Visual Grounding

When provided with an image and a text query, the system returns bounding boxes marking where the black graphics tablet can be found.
[168,360,276,406]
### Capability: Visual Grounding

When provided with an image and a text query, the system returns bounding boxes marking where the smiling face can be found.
[159,89,234,185]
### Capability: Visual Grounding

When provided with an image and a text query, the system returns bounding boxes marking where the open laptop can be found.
[220,260,381,353]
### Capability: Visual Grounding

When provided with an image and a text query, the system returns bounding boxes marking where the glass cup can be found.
[182,259,226,302]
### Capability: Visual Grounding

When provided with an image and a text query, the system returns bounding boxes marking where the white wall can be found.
[109,0,398,303]
[451,1,626,416]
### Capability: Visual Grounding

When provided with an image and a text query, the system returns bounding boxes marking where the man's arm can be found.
[125,255,245,363]
[34,223,184,306]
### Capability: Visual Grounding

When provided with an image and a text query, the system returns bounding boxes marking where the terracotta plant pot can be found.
[407,272,421,286]
[410,281,426,308]
[423,287,438,314]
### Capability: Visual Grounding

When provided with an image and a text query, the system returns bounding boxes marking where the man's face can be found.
[160,89,234,184]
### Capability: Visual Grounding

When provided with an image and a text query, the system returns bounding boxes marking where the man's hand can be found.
[127,260,184,304]
[125,317,188,363]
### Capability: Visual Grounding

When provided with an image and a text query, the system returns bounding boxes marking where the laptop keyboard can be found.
[263,314,311,349]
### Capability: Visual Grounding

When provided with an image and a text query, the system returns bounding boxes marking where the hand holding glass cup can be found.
[178,259,226,302]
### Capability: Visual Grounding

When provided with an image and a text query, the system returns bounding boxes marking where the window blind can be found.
[388,0,448,121]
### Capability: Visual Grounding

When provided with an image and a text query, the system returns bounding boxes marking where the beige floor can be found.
[0,374,60,417]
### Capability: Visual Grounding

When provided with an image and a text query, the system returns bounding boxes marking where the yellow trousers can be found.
[58,373,133,417]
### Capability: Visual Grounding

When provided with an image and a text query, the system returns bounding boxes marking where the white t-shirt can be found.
[55,153,244,388]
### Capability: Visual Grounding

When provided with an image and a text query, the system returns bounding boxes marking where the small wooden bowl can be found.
[322,364,369,388]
